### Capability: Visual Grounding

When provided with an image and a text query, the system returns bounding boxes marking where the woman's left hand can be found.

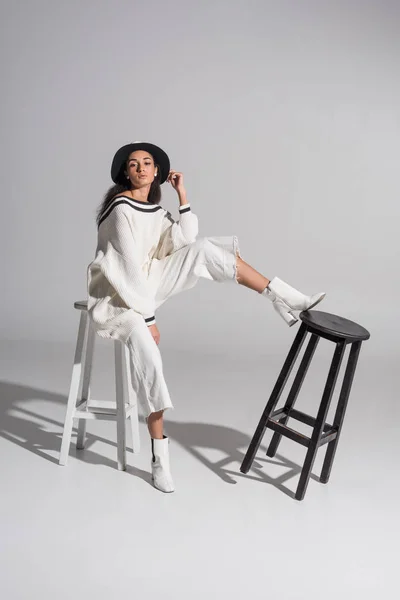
[167,170,185,194]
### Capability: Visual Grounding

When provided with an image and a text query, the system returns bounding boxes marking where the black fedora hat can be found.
[111,141,170,184]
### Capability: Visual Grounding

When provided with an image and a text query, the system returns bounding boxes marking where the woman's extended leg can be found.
[149,235,325,328]
[235,255,326,326]
[235,256,270,292]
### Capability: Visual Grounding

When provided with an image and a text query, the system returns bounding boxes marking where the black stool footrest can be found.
[319,429,338,446]
[271,407,334,432]
[267,407,338,449]
[267,419,310,448]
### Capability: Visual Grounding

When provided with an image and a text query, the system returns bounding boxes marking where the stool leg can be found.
[267,333,320,458]
[129,402,141,454]
[240,323,308,474]
[122,343,141,454]
[320,341,362,484]
[115,341,127,471]
[76,319,95,450]
[295,340,346,500]
[59,312,88,465]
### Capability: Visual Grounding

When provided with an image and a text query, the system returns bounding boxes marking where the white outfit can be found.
[86,195,241,417]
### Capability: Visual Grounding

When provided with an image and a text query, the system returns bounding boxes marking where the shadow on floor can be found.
[0,380,320,498]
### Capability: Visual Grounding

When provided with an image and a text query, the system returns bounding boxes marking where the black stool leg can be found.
[320,341,362,484]
[267,333,320,458]
[240,323,308,474]
[295,340,346,501]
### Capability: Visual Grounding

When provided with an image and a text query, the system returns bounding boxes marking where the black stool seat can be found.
[240,309,370,500]
[300,310,370,342]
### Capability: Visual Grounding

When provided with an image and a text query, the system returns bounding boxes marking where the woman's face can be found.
[124,150,157,187]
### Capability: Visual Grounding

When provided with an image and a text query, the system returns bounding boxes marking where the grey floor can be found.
[1,338,397,599]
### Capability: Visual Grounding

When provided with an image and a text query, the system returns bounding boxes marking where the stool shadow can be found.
[0,381,150,484]
[149,418,321,499]
[0,380,74,466]
[0,381,320,495]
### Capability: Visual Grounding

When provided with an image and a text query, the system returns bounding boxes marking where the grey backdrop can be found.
[1,2,399,598]
[2,0,398,360]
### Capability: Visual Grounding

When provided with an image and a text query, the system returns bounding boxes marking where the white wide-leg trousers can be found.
[125,235,242,418]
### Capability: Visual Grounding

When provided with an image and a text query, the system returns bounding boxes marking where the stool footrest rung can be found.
[270,407,333,432]
[289,408,333,432]
[266,420,310,448]
[318,429,338,446]
[268,408,338,448]
[73,399,137,420]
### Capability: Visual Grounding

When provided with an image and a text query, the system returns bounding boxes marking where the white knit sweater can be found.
[86,195,198,342]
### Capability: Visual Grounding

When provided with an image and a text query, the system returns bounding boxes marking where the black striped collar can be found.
[98,196,163,228]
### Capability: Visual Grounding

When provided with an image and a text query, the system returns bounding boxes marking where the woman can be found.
[86,141,326,493]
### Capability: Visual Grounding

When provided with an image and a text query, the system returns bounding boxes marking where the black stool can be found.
[240,310,370,500]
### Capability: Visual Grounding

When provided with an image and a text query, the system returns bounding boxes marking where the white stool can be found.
[59,300,140,470]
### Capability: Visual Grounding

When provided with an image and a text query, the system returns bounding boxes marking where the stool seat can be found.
[300,310,370,342]
[74,300,88,311]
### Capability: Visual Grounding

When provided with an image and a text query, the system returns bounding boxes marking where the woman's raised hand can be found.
[167,170,185,195]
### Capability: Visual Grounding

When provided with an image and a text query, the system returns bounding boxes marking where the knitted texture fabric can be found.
[87,195,198,342]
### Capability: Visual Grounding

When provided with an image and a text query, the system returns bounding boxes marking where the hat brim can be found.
[111,142,170,185]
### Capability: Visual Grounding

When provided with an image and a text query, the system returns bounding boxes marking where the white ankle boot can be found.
[261,276,326,327]
[151,435,175,493]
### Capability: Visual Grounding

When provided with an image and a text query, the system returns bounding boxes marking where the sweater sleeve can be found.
[96,205,156,326]
[155,203,199,259]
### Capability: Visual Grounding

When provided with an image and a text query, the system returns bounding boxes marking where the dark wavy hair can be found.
[95,155,162,228]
